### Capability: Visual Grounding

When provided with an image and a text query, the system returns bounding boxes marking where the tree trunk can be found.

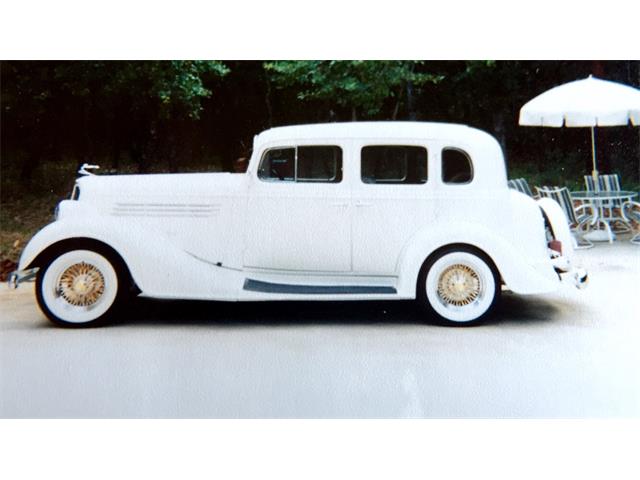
[326,106,336,122]
[166,121,178,173]
[351,107,357,121]
[406,80,416,120]
[20,134,40,182]
[392,89,401,120]
[264,75,273,128]
[111,133,120,170]
[392,102,400,120]
[81,97,95,166]
[493,112,507,154]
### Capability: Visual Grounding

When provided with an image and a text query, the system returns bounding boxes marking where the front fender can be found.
[19,216,172,274]
[18,216,243,300]
[395,220,560,297]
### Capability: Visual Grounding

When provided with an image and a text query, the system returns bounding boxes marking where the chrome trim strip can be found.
[184,251,243,272]
[243,279,397,295]
[111,202,221,218]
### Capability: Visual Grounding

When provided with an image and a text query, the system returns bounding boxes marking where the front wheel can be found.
[36,249,122,327]
[418,249,500,326]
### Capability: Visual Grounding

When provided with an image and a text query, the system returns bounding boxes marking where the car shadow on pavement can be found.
[113,297,424,328]
[488,292,563,326]
[106,291,566,329]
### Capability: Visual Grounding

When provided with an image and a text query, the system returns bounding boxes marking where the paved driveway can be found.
[1,240,639,418]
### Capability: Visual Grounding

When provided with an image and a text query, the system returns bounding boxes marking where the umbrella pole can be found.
[590,126,600,191]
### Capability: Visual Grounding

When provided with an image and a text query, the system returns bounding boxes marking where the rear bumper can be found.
[549,251,588,289]
[569,267,589,289]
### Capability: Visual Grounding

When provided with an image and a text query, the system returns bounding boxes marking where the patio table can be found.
[571,190,638,243]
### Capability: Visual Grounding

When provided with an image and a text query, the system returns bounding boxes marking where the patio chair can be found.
[536,186,595,249]
[507,178,536,198]
[507,179,520,193]
[584,173,621,193]
[621,201,640,245]
[583,173,629,232]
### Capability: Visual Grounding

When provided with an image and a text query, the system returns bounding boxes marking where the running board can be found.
[243,279,397,295]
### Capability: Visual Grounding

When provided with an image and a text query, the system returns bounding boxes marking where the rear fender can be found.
[537,197,575,259]
[396,220,560,297]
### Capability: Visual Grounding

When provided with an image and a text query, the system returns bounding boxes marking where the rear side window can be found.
[361,145,428,184]
[258,146,342,183]
[442,148,473,184]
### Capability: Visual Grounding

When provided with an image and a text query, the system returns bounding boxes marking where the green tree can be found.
[264,61,443,120]
[2,61,229,176]
[99,61,230,120]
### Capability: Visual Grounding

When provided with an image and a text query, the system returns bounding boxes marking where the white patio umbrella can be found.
[519,75,640,184]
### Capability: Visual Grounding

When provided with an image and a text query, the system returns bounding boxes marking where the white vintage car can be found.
[10,122,587,327]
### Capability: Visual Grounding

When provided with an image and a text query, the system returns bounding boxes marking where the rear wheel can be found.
[418,248,500,325]
[36,249,123,327]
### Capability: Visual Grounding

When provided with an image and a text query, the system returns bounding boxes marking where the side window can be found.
[442,148,473,184]
[297,146,342,183]
[258,146,342,183]
[361,146,428,184]
[258,148,295,181]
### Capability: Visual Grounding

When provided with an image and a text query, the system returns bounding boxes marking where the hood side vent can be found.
[111,202,221,218]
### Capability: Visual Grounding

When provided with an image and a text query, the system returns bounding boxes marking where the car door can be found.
[243,143,352,272]
[351,141,434,275]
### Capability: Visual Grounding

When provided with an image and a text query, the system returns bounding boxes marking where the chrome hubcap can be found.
[57,262,105,307]
[437,264,481,306]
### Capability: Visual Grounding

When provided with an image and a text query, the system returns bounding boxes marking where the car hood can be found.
[76,172,247,205]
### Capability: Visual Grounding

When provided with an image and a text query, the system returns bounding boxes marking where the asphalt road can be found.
[1,240,639,418]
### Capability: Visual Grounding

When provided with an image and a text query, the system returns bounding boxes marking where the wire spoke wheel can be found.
[37,249,121,326]
[58,262,106,307]
[420,249,499,325]
[437,264,481,307]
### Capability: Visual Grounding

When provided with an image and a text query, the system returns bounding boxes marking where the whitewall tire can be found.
[419,249,500,325]
[36,249,121,327]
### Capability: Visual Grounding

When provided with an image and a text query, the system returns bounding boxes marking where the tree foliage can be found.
[4,61,229,122]
[2,61,229,175]
[264,61,443,118]
[105,61,229,119]
[1,60,638,186]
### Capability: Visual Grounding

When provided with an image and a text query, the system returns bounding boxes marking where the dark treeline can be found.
[1,60,639,188]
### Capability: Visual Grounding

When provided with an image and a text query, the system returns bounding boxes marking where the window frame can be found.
[257,145,343,184]
[360,144,429,185]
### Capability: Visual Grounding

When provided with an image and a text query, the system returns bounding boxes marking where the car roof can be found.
[251,121,507,188]
[254,121,497,146]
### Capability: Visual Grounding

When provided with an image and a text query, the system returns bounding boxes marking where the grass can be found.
[0,156,225,278]
[0,194,58,258]
[0,160,77,277]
